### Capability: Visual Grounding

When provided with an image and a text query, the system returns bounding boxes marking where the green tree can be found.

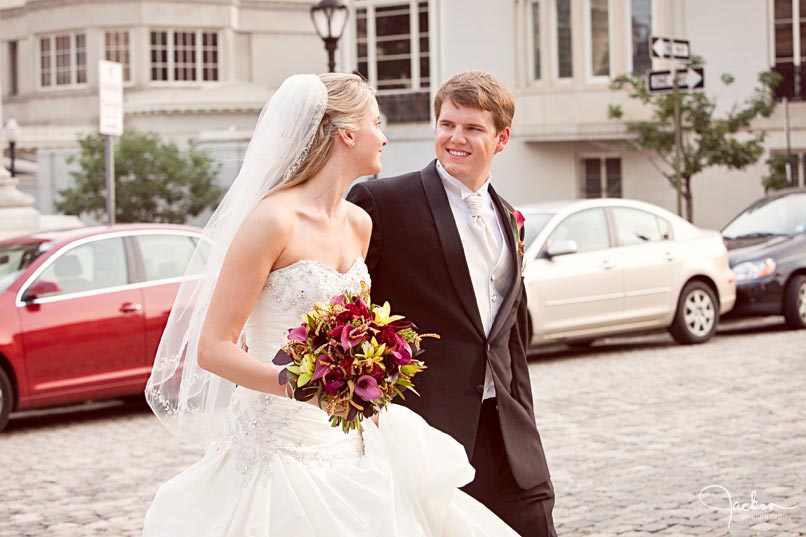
[607,58,780,222]
[762,153,793,193]
[56,131,224,223]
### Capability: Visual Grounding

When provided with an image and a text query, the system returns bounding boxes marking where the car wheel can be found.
[0,367,13,432]
[670,281,718,344]
[783,275,806,330]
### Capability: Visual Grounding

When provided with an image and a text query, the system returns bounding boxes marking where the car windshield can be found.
[0,241,51,292]
[722,193,806,239]
[521,212,554,248]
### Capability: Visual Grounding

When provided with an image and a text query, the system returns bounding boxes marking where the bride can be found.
[142,73,519,536]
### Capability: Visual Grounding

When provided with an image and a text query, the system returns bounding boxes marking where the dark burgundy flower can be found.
[368,363,385,381]
[376,325,398,347]
[323,368,345,395]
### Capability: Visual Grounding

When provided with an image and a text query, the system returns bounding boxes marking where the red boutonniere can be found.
[508,209,526,256]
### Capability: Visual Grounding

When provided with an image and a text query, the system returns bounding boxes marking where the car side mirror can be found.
[546,239,578,258]
[23,279,63,302]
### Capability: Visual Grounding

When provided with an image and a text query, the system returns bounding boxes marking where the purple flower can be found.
[354,375,382,401]
[339,324,363,351]
[288,324,307,342]
[312,357,330,381]
[390,338,412,365]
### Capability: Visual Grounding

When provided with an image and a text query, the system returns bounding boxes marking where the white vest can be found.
[437,162,516,400]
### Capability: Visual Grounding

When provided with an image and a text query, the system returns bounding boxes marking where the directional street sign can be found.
[647,67,704,93]
[651,36,691,60]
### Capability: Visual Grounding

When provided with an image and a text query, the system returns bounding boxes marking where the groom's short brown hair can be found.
[434,70,515,134]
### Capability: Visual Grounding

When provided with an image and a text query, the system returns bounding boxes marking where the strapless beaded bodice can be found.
[243,257,369,366]
[222,257,371,483]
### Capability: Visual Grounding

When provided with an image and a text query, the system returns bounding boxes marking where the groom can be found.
[348,71,555,536]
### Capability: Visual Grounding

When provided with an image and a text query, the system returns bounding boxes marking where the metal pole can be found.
[105,134,115,225]
[325,37,338,73]
[784,97,796,186]
[8,141,15,178]
[672,63,683,218]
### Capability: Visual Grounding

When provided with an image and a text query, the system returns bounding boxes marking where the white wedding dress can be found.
[142,258,517,537]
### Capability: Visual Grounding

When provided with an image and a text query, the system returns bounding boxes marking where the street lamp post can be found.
[310,0,349,73]
[4,118,19,178]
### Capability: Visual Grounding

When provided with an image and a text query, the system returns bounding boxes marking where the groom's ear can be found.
[337,127,355,148]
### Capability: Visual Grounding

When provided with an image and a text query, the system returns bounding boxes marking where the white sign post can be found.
[99,60,123,225]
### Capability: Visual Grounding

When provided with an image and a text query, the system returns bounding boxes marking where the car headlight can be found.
[732,258,776,282]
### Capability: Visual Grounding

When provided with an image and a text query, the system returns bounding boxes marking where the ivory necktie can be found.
[466,193,498,263]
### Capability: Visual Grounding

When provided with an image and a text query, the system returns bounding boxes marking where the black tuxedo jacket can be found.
[348,160,551,488]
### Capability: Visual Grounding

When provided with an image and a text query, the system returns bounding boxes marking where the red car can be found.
[0,224,204,431]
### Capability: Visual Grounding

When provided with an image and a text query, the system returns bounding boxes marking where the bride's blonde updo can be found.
[283,73,375,188]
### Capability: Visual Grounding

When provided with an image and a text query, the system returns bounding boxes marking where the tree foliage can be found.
[762,153,793,193]
[56,131,224,223]
[608,57,780,221]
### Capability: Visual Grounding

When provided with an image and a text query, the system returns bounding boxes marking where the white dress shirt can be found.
[436,161,514,400]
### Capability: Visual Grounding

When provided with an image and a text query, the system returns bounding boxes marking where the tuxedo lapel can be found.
[487,185,521,341]
[420,162,485,339]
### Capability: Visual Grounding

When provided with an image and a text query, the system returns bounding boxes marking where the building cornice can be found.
[1,0,309,17]
[518,121,634,143]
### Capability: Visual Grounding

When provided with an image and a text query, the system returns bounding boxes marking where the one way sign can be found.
[651,37,690,60]
[647,67,704,92]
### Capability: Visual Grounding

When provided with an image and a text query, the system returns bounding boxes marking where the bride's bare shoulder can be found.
[243,193,296,237]
[344,201,372,248]
[345,200,371,231]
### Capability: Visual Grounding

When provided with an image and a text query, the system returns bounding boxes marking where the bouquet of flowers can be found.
[272,282,437,432]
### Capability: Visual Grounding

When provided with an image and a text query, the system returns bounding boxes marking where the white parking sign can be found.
[99,60,123,136]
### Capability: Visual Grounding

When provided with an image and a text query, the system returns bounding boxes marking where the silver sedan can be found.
[520,198,736,346]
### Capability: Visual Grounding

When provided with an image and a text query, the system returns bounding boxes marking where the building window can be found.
[588,0,610,78]
[174,31,197,81]
[773,0,806,99]
[105,31,131,82]
[630,0,652,74]
[75,34,87,84]
[583,157,622,198]
[356,1,429,91]
[39,32,87,88]
[202,32,219,81]
[8,41,18,96]
[355,1,430,123]
[531,1,542,80]
[151,31,169,81]
[556,0,573,78]
[149,30,219,83]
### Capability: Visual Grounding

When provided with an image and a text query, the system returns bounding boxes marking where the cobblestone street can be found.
[1,320,804,536]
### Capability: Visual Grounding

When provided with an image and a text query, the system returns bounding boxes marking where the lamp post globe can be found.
[310,0,349,73]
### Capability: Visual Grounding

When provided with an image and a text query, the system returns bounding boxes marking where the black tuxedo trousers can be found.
[348,161,555,536]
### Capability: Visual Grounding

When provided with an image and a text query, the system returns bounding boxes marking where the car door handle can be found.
[664,252,675,262]
[601,260,615,270]
[120,302,142,313]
